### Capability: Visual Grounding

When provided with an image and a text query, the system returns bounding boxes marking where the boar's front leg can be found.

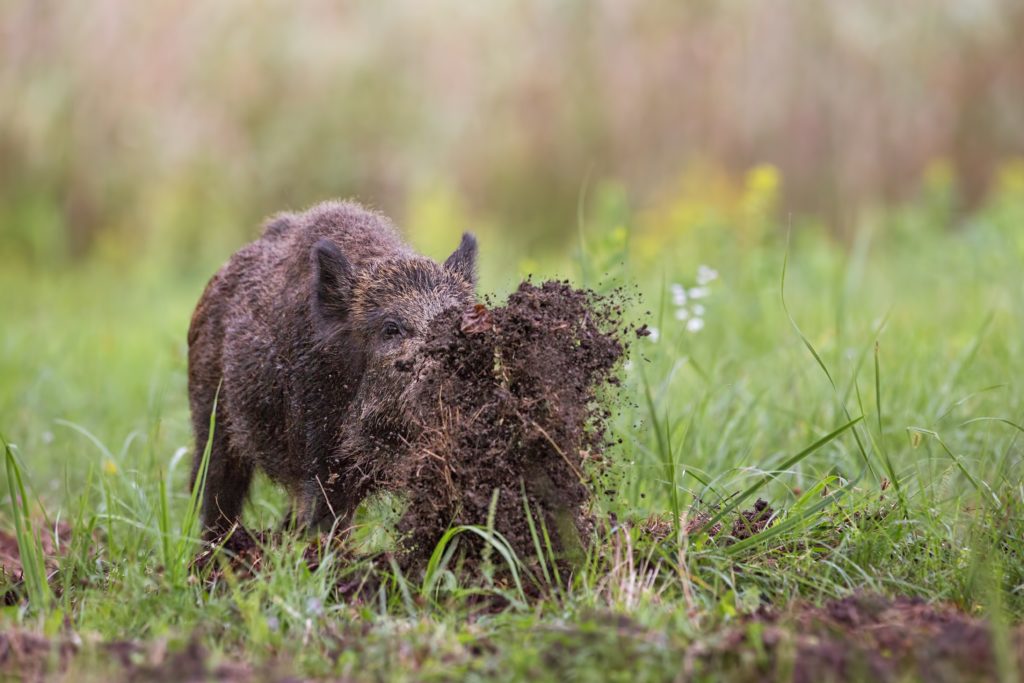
[190,404,254,537]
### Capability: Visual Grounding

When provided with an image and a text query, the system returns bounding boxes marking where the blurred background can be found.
[2,0,1024,269]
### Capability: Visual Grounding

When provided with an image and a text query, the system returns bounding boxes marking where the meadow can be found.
[2,165,1024,681]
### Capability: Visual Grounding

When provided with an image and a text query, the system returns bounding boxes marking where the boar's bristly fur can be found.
[187,200,477,535]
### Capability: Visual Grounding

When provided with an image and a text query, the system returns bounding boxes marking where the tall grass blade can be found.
[420,526,463,598]
[699,416,863,534]
[521,484,553,589]
[780,239,835,390]
[961,416,1024,435]
[386,555,417,617]
[3,434,53,610]
[640,364,681,544]
[781,239,876,477]
[854,378,907,517]
[175,383,220,571]
[53,419,116,463]
[157,467,172,573]
[907,427,1000,509]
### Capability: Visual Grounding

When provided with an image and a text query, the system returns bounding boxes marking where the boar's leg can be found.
[190,409,253,537]
[296,483,360,536]
[278,504,297,532]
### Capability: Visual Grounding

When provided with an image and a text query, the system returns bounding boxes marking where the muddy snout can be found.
[394,303,487,377]
[392,340,434,398]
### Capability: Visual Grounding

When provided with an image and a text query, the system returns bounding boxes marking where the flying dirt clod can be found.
[392,280,629,569]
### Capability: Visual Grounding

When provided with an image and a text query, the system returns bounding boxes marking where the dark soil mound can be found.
[699,593,1023,683]
[393,280,630,571]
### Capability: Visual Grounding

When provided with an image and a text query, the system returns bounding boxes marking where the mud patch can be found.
[694,593,1024,682]
[393,280,629,571]
[0,631,251,683]
[0,520,72,605]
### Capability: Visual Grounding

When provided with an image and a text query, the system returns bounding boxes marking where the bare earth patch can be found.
[691,593,1023,682]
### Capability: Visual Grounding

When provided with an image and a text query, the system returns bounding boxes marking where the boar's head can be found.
[311,233,478,438]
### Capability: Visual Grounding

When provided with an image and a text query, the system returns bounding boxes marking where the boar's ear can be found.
[443,232,478,286]
[312,239,354,322]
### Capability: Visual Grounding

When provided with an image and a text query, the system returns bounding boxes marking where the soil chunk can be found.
[393,280,629,571]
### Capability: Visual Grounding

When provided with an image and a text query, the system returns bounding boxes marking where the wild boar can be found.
[187,200,477,535]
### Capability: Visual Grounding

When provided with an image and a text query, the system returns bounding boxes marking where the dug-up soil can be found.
[392,280,630,569]
[693,592,1024,683]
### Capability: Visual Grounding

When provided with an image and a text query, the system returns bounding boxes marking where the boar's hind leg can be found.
[190,411,253,536]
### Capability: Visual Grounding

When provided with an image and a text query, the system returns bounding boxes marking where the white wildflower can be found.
[697,265,719,285]
[686,318,705,333]
[647,326,660,342]
[670,283,687,306]
[674,307,690,321]
[688,286,710,299]
[691,303,705,316]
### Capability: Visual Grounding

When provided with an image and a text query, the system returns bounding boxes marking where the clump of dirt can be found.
[393,280,630,571]
[729,499,774,540]
[637,499,776,544]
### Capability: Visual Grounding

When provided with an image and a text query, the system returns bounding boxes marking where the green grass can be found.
[2,187,1024,681]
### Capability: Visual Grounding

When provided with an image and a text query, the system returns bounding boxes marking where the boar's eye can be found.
[381,321,403,340]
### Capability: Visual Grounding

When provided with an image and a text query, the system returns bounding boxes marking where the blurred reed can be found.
[1,0,1023,265]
